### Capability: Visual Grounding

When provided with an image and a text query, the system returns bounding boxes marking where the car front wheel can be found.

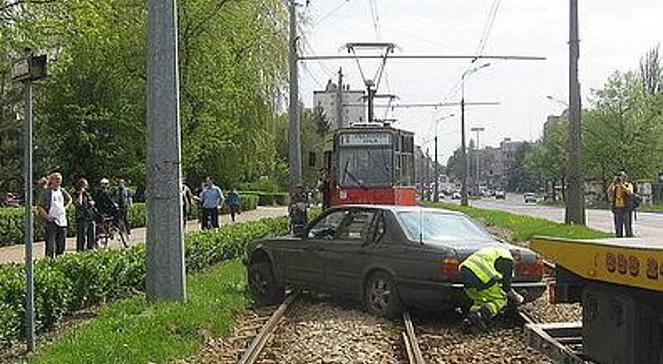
[248,262,284,306]
[364,271,403,319]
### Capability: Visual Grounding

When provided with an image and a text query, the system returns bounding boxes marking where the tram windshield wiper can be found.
[341,159,363,187]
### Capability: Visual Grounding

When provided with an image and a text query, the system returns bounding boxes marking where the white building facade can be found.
[313,80,366,130]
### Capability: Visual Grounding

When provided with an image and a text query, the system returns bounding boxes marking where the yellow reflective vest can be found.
[459,247,513,285]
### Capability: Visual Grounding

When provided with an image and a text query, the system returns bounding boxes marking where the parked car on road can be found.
[495,190,506,199]
[451,191,462,200]
[524,193,537,204]
[245,205,546,318]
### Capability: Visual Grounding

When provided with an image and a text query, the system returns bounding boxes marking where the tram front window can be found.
[338,147,393,187]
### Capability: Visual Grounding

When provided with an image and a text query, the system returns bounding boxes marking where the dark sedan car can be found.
[246,205,546,318]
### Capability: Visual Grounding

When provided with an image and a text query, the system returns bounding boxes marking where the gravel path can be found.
[188,296,406,364]
[416,312,554,364]
[523,296,582,323]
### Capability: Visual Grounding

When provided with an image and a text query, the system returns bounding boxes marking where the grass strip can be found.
[423,201,612,241]
[33,261,248,364]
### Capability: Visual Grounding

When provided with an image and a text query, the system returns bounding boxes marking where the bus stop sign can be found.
[12,55,47,82]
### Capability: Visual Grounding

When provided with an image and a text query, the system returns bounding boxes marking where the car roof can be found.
[327,204,464,215]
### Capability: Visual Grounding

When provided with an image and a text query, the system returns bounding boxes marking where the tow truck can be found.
[529,236,663,364]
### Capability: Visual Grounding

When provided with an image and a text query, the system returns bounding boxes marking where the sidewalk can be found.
[0,206,287,265]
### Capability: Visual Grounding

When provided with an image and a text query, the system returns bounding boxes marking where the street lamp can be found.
[546,95,569,107]
[434,113,455,202]
[470,126,485,196]
[460,62,491,206]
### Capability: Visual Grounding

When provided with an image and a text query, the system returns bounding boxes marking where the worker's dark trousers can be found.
[613,208,632,238]
[202,207,219,229]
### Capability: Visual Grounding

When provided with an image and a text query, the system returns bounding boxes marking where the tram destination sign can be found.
[340,133,391,146]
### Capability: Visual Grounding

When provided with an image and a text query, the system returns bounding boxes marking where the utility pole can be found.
[288,0,302,189]
[366,80,376,123]
[460,63,490,206]
[336,67,343,128]
[23,77,35,352]
[471,127,485,195]
[434,135,439,202]
[13,50,47,352]
[425,149,430,201]
[565,0,585,225]
[146,0,186,301]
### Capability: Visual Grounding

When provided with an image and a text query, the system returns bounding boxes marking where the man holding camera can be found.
[608,171,634,238]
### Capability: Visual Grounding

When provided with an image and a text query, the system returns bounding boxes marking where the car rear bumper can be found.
[396,278,547,309]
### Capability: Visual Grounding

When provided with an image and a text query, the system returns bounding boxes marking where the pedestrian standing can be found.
[115,179,132,235]
[36,173,72,258]
[317,168,332,210]
[226,188,241,222]
[199,177,224,229]
[74,178,97,251]
[608,171,634,238]
[181,178,193,227]
[289,184,309,236]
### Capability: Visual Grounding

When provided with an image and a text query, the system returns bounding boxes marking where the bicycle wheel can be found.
[116,220,129,248]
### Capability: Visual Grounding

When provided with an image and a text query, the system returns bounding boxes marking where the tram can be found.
[323,124,416,206]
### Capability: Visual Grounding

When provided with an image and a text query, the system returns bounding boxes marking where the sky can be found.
[297,0,663,164]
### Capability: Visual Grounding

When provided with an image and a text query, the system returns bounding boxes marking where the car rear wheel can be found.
[248,262,284,306]
[364,271,403,319]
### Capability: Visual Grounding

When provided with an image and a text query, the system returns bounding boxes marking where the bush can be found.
[0,215,289,346]
[242,191,288,206]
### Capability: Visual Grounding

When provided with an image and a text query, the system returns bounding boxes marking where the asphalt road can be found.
[459,194,663,242]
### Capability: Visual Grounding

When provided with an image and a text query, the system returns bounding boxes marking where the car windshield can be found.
[398,211,493,242]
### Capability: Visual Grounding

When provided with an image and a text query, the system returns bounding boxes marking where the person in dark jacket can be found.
[226,188,241,222]
[289,184,309,236]
[36,173,72,258]
[74,178,97,251]
[115,178,132,235]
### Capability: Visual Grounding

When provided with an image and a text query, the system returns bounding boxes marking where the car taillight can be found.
[440,257,460,278]
[516,256,544,280]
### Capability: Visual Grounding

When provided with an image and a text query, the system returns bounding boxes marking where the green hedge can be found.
[0,196,260,249]
[0,215,289,346]
[241,191,288,206]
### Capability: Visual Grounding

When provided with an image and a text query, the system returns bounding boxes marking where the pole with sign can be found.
[13,51,47,352]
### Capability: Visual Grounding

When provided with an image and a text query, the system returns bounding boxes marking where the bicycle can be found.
[96,215,129,248]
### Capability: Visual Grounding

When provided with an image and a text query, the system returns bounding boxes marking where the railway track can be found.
[193,291,573,364]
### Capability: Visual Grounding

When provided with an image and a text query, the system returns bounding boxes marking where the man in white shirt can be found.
[37,173,72,258]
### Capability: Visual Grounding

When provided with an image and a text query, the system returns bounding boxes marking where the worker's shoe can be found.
[507,289,525,306]
[462,311,488,334]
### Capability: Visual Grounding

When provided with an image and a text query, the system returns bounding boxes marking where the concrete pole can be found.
[336,67,343,128]
[288,1,302,189]
[565,0,585,225]
[434,135,439,202]
[146,0,186,301]
[460,92,468,206]
[425,149,430,200]
[23,78,35,352]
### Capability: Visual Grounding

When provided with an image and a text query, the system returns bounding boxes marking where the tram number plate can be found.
[340,133,390,146]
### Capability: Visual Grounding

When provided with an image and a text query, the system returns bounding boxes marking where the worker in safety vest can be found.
[459,247,524,333]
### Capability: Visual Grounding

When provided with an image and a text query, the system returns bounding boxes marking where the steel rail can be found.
[237,294,297,364]
[519,308,591,364]
[402,311,426,364]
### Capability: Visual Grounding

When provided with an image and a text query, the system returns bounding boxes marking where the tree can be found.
[640,43,663,94]
[584,71,663,190]
[507,143,538,192]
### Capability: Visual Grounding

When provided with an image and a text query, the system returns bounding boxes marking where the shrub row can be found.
[241,191,288,206]
[0,215,289,346]
[0,194,260,248]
